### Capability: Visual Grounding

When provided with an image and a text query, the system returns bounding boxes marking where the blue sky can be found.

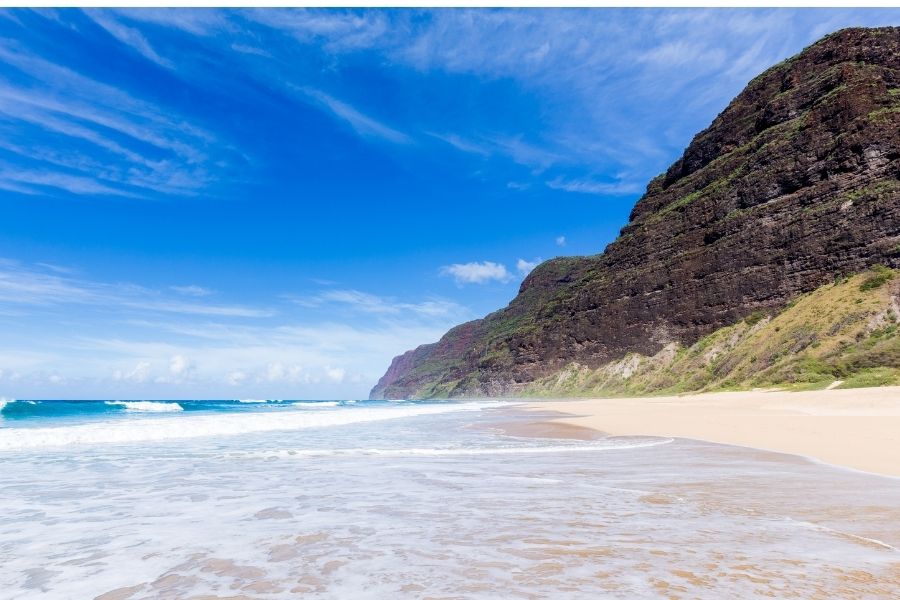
[0,8,897,399]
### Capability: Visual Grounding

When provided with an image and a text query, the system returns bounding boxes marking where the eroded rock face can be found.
[371,27,900,400]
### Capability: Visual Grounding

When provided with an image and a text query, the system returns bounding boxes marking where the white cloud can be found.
[111,8,230,37]
[0,164,142,198]
[262,361,305,383]
[516,258,542,275]
[289,288,467,320]
[428,132,491,157]
[171,285,213,297]
[555,235,567,247]
[0,41,230,198]
[546,176,642,196]
[298,87,411,145]
[226,370,248,386]
[429,131,558,171]
[440,261,512,285]
[168,354,194,380]
[87,10,173,69]
[318,289,399,313]
[0,259,271,318]
[265,361,285,382]
[115,361,151,383]
[325,366,345,383]
[243,9,389,52]
[230,43,270,57]
[0,258,469,399]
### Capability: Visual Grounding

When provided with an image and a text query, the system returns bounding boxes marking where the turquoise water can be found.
[2,399,899,598]
[0,398,366,423]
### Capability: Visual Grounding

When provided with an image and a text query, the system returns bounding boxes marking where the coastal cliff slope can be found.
[371,27,900,399]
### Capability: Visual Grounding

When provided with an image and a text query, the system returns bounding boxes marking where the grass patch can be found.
[744,310,767,326]
[859,265,894,291]
[837,367,900,389]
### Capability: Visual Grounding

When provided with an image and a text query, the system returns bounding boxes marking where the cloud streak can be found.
[299,87,412,144]
[0,33,232,198]
[0,260,271,318]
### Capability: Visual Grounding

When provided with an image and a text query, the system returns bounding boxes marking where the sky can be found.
[0,8,897,400]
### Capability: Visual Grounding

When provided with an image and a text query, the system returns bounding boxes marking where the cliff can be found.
[525,267,899,396]
[371,27,900,400]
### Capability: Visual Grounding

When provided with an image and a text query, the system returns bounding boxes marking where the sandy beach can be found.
[523,386,900,477]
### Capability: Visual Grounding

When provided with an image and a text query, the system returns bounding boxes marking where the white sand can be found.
[526,386,900,477]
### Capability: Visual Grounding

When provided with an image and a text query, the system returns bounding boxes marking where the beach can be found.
[3,398,900,598]
[523,386,900,477]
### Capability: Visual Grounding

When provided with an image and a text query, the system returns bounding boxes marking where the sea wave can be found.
[105,401,184,413]
[0,402,499,450]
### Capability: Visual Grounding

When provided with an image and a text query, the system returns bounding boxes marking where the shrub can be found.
[859,265,894,291]
[744,310,766,326]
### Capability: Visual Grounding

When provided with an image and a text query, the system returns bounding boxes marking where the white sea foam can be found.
[105,401,184,412]
[788,518,899,552]
[3,401,899,600]
[293,401,339,408]
[233,437,673,460]
[0,402,498,450]
[236,398,267,403]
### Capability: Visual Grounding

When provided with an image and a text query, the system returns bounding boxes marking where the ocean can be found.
[1,399,898,598]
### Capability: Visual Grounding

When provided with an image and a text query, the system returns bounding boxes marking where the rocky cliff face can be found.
[371,27,900,400]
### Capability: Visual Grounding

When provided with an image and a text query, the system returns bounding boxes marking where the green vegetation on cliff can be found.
[525,268,900,397]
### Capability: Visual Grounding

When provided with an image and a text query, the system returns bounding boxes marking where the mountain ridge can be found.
[371,26,900,400]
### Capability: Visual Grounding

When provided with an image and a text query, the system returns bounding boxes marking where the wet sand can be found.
[524,386,900,477]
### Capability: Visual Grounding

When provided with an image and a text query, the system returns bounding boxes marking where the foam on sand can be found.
[234,437,674,460]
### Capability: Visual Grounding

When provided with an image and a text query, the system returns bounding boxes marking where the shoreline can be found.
[520,386,900,478]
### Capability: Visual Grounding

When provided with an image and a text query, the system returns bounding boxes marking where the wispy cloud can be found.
[0,164,140,198]
[298,87,412,144]
[87,10,173,69]
[0,36,231,198]
[242,8,390,53]
[3,316,459,398]
[0,259,270,318]
[429,132,558,170]
[4,8,888,205]
[546,176,642,196]
[289,288,467,320]
[171,285,214,297]
[427,131,491,157]
[109,8,231,37]
[0,257,472,397]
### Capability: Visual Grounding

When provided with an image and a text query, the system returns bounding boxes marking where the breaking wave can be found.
[0,402,499,451]
[105,401,184,413]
